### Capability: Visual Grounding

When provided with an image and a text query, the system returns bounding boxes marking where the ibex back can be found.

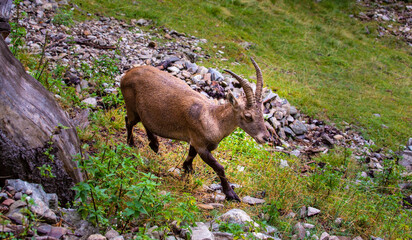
[120,58,270,201]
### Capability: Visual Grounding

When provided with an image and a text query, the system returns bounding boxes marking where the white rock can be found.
[218,209,258,227]
[307,207,320,217]
[87,234,107,240]
[191,222,214,240]
[320,232,329,240]
[303,223,315,229]
[280,159,290,168]
[82,97,97,108]
[242,196,265,205]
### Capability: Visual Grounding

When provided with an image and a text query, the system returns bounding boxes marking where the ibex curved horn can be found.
[224,69,255,107]
[250,57,263,102]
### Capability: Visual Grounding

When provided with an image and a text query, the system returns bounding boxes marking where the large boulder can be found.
[0,37,83,204]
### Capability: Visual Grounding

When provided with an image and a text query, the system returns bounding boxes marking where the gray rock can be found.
[218,209,257,226]
[14,192,22,200]
[7,211,26,225]
[399,150,412,172]
[167,66,180,74]
[294,222,306,240]
[284,126,296,137]
[88,234,107,240]
[191,222,214,240]
[213,232,233,240]
[185,61,198,73]
[289,106,298,116]
[320,232,330,240]
[29,196,58,223]
[352,237,363,240]
[105,229,120,240]
[303,223,315,229]
[8,200,27,213]
[264,225,278,236]
[242,196,265,205]
[82,97,97,108]
[299,206,307,218]
[136,19,148,26]
[334,218,342,226]
[208,68,224,81]
[251,232,280,240]
[197,66,208,75]
[290,149,301,157]
[279,159,290,168]
[307,207,320,217]
[290,120,307,135]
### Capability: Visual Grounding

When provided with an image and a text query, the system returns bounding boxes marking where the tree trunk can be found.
[0,36,83,204]
[0,0,12,38]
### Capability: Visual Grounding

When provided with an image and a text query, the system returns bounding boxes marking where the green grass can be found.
[72,0,412,148]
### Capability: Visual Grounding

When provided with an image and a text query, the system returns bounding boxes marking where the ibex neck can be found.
[211,102,239,141]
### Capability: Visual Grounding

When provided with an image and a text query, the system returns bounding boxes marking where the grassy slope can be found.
[72,0,412,148]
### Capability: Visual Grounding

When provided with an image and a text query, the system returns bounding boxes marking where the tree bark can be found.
[0,36,83,204]
[0,0,12,38]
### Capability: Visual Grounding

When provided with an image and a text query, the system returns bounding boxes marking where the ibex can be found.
[120,58,270,201]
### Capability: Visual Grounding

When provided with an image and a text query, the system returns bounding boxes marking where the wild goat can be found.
[120,58,270,201]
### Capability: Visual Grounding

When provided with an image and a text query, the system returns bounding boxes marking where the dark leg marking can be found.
[145,127,159,153]
[183,145,197,173]
[197,148,240,202]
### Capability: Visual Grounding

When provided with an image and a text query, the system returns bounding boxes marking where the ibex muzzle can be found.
[120,58,270,201]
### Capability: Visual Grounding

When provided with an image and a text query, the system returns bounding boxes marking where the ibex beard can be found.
[120,57,270,201]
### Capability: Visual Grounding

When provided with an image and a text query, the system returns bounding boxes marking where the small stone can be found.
[373,113,381,117]
[88,234,107,240]
[82,97,97,108]
[242,196,265,205]
[0,193,7,201]
[167,66,180,74]
[286,211,296,218]
[352,236,363,240]
[198,204,214,210]
[136,18,148,26]
[49,227,68,239]
[190,222,214,240]
[7,211,26,225]
[168,167,181,177]
[294,222,306,240]
[299,206,307,218]
[214,194,226,202]
[280,159,290,168]
[83,30,91,36]
[14,192,22,200]
[307,207,320,216]
[208,68,224,81]
[218,209,256,226]
[8,200,27,213]
[2,198,15,206]
[303,223,315,229]
[290,149,301,157]
[105,229,120,239]
[333,135,344,141]
[290,120,307,135]
[165,33,173,40]
[334,218,342,226]
[320,232,330,240]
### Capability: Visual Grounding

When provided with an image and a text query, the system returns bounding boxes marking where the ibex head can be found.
[224,58,271,144]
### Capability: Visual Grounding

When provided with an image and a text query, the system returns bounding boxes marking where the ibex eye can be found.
[244,113,253,121]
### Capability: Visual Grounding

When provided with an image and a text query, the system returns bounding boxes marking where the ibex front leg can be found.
[197,148,241,202]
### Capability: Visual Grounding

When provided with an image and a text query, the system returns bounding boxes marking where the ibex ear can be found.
[227,90,240,109]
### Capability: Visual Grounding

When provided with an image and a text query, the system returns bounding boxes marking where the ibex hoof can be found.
[225,190,241,202]
[183,163,194,174]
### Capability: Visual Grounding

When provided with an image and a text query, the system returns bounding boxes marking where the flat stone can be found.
[333,135,344,141]
[8,200,27,213]
[88,234,107,240]
[307,207,321,217]
[352,237,363,240]
[303,223,315,229]
[2,198,15,206]
[209,203,224,209]
[49,227,68,239]
[242,196,265,205]
[212,231,233,240]
[198,203,214,210]
[299,206,307,218]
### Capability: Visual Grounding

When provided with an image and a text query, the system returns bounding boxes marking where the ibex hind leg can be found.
[125,112,140,146]
[144,127,159,153]
[183,145,197,173]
